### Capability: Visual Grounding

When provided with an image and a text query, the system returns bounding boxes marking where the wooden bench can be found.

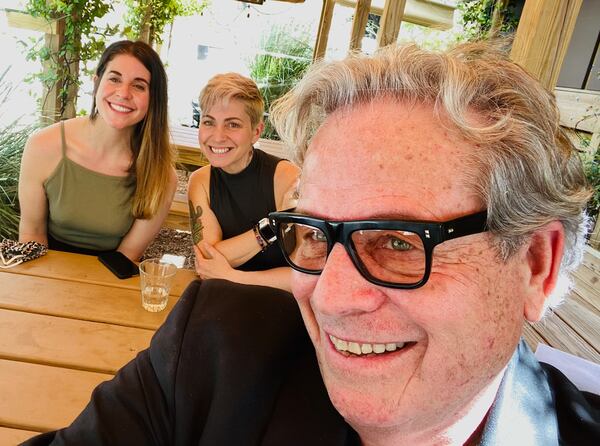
[165,193,190,231]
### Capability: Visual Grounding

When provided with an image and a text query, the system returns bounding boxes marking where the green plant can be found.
[23,1,118,120]
[23,0,118,121]
[583,149,600,220]
[249,25,313,140]
[0,69,39,240]
[122,0,209,46]
[457,0,521,40]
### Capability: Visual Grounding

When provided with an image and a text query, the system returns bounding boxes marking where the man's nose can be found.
[310,243,387,316]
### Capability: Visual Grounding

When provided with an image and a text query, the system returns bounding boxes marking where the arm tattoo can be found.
[189,200,204,245]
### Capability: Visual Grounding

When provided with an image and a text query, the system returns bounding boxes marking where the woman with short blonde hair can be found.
[187,72,300,291]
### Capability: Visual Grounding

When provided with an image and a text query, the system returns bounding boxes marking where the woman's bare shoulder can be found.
[188,165,211,186]
[274,159,300,183]
[26,121,62,151]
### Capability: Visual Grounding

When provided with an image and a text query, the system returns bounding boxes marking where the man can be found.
[25,42,598,445]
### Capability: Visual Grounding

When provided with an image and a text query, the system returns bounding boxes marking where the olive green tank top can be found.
[43,121,135,251]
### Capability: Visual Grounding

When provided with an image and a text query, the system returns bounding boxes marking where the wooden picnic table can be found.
[0,250,197,444]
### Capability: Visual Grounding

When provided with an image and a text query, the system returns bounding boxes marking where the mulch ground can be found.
[142,228,195,269]
[142,170,195,269]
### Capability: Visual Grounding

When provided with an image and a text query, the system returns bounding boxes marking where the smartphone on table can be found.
[98,251,139,279]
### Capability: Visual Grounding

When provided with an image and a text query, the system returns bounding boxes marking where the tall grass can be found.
[0,68,39,239]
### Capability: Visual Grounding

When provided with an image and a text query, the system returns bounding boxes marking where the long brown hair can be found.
[91,40,173,219]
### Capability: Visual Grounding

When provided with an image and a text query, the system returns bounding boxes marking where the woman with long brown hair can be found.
[18,40,176,260]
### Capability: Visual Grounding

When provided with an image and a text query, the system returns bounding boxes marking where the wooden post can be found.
[314,0,335,60]
[40,17,65,125]
[349,0,372,52]
[376,0,407,48]
[510,0,583,90]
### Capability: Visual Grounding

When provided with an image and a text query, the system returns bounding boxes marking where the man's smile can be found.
[328,333,413,356]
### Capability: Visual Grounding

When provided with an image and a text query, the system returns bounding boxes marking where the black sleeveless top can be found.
[209,149,287,271]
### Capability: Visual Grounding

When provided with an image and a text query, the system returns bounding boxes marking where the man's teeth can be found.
[210,146,231,154]
[329,334,406,356]
[110,103,132,112]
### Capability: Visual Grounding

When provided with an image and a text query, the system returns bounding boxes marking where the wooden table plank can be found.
[0,309,153,374]
[0,274,176,330]
[0,359,112,432]
[554,290,600,353]
[0,426,41,445]
[2,250,197,297]
[529,309,600,363]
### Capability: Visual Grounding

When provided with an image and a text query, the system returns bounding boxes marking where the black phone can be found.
[98,251,139,279]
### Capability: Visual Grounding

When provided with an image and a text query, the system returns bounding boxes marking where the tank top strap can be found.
[59,120,67,157]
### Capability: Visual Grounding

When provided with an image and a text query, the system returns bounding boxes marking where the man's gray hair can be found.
[270,41,591,306]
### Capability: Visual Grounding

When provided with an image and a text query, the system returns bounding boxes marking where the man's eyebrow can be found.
[107,70,150,84]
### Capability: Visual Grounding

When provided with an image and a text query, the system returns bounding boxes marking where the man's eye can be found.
[227,122,241,128]
[311,230,327,242]
[388,237,412,251]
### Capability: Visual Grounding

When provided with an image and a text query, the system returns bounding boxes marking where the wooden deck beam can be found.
[511,0,583,90]
[376,0,407,48]
[349,0,372,52]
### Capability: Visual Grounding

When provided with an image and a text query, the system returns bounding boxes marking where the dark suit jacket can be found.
[22,280,599,445]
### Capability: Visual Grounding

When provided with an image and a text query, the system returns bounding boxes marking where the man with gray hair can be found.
[25,42,598,446]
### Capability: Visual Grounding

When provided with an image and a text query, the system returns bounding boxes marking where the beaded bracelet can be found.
[253,224,268,251]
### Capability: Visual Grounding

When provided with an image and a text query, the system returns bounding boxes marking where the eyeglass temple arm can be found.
[440,211,488,242]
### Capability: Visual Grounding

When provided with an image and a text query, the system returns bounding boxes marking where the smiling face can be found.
[94,54,151,130]
[198,98,263,174]
[292,98,531,443]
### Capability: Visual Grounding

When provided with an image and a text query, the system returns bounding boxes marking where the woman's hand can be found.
[194,241,238,281]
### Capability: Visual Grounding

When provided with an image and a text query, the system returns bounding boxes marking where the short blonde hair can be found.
[199,73,264,128]
[271,41,592,305]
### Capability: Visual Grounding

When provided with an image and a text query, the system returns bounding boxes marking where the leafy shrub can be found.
[584,149,600,221]
[0,69,39,239]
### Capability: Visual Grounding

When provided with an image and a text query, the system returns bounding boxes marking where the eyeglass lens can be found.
[279,222,426,285]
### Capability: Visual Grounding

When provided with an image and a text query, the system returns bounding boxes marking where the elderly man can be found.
[25,42,598,446]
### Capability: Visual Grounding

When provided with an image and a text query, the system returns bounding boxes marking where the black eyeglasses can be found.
[268,211,488,289]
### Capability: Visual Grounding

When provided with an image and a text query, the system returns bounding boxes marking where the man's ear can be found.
[523,221,564,322]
